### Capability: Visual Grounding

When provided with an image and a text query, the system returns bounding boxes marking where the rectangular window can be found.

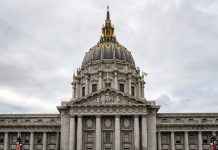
[175,135,181,144]
[0,133,4,144]
[105,133,111,142]
[12,135,17,143]
[82,87,85,96]
[120,83,124,92]
[123,133,129,142]
[49,134,56,144]
[162,135,168,144]
[86,133,93,142]
[92,84,97,92]
[105,83,111,87]
[202,135,208,144]
[24,134,30,144]
[131,86,135,96]
[189,135,196,144]
[35,134,43,144]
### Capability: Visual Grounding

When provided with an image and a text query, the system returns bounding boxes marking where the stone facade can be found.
[0,7,216,150]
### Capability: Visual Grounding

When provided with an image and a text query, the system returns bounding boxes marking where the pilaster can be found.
[115,115,120,150]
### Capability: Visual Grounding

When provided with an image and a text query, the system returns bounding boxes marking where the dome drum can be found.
[82,42,135,66]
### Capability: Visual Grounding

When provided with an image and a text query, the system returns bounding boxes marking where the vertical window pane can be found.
[92,84,97,92]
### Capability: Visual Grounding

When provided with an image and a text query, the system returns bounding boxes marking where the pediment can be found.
[67,88,145,106]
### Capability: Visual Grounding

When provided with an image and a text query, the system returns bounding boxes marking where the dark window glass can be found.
[0,134,4,144]
[105,83,111,87]
[131,86,135,96]
[120,84,124,92]
[92,84,97,92]
[23,134,30,144]
[36,134,43,144]
[175,135,181,144]
[82,87,85,96]
[203,135,208,144]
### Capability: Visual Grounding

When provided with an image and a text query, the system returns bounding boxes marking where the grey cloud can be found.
[0,0,218,113]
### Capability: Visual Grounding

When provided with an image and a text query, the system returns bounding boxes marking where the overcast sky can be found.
[0,0,218,113]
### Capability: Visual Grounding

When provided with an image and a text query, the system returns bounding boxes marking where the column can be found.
[115,116,120,150]
[30,132,34,150]
[142,80,145,98]
[4,132,9,150]
[60,110,70,150]
[184,131,189,150]
[137,80,141,98]
[43,132,47,150]
[85,75,89,95]
[212,131,216,136]
[69,117,76,150]
[77,116,83,150]
[128,74,131,95]
[141,116,148,150]
[158,132,161,150]
[76,81,79,98]
[198,131,203,150]
[98,72,102,90]
[18,132,21,137]
[114,72,118,89]
[96,116,101,150]
[55,132,60,150]
[171,132,175,150]
[147,113,157,150]
[134,116,140,150]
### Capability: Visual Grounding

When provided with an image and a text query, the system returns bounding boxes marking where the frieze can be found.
[71,90,145,106]
[0,126,60,132]
[69,105,147,115]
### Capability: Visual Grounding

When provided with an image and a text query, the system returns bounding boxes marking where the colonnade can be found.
[2,132,59,150]
[73,72,144,99]
[157,131,213,150]
[67,115,156,150]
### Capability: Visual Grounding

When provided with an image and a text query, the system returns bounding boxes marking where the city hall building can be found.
[0,7,217,150]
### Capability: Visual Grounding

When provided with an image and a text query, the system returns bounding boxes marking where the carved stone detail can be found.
[73,90,143,106]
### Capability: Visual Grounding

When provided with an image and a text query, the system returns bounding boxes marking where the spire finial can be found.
[99,6,117,43]
[106,5,110,20]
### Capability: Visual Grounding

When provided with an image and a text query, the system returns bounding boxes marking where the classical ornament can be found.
[71,90,144,106]
[123,119,130,128]
[86,119,93,128]
[105,119,112,128]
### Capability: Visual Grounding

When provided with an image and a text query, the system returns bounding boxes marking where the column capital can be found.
[96,115,101,118]
[141,114,147,118]
[70,115,76,118]
[99,71,103,77]
[115,115,120,118]
[77,115,83,118]
[114,71,118,77]
[134,115,140,118]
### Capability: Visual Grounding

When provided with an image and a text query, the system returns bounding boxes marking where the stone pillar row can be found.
[3,131,59,150]
[68,115,148,150]
[74,72,146,99]
[157,131,205,150]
